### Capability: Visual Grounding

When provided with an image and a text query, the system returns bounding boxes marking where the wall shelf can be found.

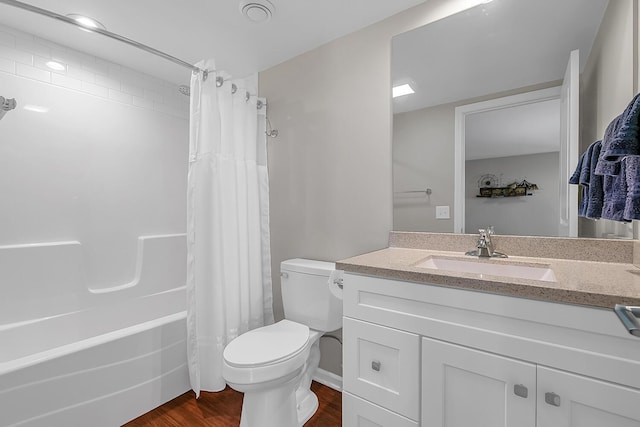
[477,187,533,198]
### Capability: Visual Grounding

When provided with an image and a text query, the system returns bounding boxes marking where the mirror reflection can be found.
[392,0,634,238]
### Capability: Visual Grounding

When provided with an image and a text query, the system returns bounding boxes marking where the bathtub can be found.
[0,234,190,427]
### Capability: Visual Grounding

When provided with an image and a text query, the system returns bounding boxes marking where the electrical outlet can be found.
[436,205,450,219]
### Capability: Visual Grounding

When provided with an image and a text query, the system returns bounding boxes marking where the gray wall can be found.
[465,152,560,237]
[393,103,455,232]
[258,0,481,377]
[581,0,637,239]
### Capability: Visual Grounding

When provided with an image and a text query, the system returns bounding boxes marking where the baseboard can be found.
[313,368,342,392]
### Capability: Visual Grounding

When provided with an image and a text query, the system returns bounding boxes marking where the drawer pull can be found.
[371,360,381,372]
[545,392,561,407]
[513,384,528,399]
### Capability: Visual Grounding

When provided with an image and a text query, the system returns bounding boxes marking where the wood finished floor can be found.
[123,381,342,426]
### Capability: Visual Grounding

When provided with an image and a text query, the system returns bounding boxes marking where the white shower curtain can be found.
[186,59,274,396]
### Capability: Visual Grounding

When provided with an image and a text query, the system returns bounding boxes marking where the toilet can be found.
[222,258,343,427]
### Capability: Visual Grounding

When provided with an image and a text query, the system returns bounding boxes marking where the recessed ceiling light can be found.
[45,61,66,71]
[240,1,274,23]
[66,14,107,32]
[393,84,415,98]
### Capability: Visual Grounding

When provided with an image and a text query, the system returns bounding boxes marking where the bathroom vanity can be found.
[338,232,640,427]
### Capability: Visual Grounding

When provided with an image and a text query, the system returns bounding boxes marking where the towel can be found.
[624,156,640,220]
[569,148,589,216]
[599,93,640,162]
[594,115,623,176]
[584,141,604,219]
[601,171,629,222]
[569,144,586,182]
[595,94,640,221]
[570,140,604,219]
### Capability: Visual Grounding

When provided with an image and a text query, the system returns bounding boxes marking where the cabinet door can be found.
[422,337,536,427]
[537,366,640,427]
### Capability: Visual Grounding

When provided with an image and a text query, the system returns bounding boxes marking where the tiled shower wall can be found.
[0,20,189,291]
[0,23,189,118]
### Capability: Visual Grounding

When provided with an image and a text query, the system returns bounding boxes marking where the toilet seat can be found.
[224,319,310,367]
[223,320,311,385]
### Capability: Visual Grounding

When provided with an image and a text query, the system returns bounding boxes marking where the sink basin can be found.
[414,256,557,282]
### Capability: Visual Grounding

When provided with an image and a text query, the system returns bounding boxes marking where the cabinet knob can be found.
[371,360,381,372]
[513,384,528,398]
[545,392,561,407]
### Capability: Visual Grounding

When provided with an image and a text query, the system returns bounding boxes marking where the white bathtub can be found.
[0,234,190,427]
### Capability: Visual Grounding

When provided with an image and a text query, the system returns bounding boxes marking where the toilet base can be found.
[238,370,301,427]
[231,331,324,427]
[296,388,319,426]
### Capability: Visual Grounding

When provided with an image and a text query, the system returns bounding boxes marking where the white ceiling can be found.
[391,0,609,160]
[392,0,609,114]
[465,98,561,161]
[0,0,427,85]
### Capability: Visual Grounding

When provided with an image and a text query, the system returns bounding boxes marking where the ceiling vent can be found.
[240,0,274,23]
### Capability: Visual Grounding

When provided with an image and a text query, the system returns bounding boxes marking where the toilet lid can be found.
[224,320,310,367]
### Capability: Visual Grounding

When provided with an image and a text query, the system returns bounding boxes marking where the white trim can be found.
[453,86,562,234]
[313,368,342,392]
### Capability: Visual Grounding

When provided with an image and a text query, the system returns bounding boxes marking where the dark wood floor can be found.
[124,381,341,426]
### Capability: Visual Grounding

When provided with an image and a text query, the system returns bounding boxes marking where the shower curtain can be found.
[186,59,274,396]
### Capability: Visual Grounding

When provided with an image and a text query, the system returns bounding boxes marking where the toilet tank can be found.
[280,258,342,332]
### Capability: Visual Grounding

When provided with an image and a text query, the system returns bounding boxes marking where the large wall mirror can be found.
[392,0,635,239]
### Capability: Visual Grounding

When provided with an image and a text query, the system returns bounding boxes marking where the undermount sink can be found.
[414,256,557,282]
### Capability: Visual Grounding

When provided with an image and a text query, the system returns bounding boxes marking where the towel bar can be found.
[614,304,640,337]
[394,188,432,195]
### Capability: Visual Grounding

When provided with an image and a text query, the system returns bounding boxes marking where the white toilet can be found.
[222,258,343,427]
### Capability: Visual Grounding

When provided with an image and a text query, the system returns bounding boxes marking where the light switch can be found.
[436,205,450,219]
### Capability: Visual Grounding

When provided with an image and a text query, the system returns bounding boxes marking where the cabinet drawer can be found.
[343,317,420,420]
[343,391,418,427]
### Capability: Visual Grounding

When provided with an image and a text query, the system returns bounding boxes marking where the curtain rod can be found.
[0,0,209,79]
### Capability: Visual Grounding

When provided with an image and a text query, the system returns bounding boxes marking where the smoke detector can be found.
[240,0,274,23]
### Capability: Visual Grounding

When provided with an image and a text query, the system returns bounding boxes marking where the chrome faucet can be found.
[466,226,508,258]
[476,228,494,257]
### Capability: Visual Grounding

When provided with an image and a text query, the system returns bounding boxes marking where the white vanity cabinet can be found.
[342,272,640,427]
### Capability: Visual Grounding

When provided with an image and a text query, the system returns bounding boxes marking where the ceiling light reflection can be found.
[23,105,49,113]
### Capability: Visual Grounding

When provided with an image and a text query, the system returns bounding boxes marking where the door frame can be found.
[453,86,563,234]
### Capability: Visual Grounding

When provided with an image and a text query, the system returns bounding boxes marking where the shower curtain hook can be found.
[231,84,237,94]
[202,69,209,81]
[216,76,224,87]
[0,96,17,121]
[265,116,278,138]
[245,91,250,102]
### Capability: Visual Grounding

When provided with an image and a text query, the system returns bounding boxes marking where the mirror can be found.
[391,0,633,238]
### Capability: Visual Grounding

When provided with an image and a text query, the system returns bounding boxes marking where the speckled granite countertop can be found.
[336,232,640,309]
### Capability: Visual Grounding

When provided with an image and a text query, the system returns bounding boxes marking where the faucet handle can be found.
[487,226,495,235]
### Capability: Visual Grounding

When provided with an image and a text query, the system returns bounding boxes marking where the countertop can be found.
[336,232,640,309]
